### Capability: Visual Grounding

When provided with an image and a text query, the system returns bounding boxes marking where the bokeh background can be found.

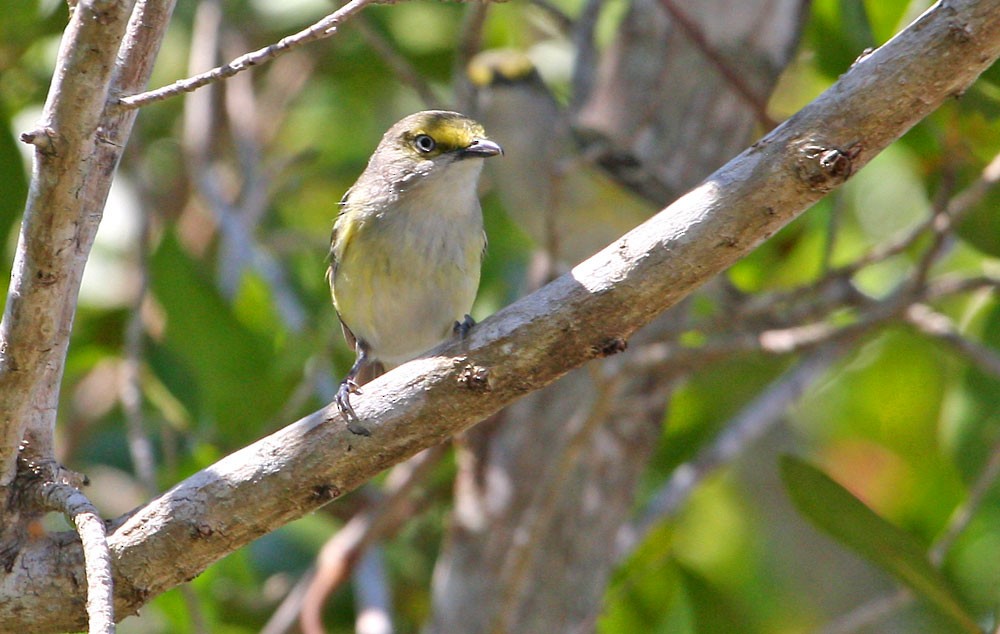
[3,0,1000,632]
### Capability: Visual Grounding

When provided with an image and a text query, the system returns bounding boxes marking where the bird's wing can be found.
[326,188,353,274]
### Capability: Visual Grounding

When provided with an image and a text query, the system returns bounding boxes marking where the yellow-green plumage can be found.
[328,111,501,433]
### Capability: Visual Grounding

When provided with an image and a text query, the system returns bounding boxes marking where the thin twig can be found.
[529,0,574,32]
[353,546,395,634]
[910,169,957,291]
[721,147,1000,334]
[121,184,157,496]
[656,0,777,130]
[40,479,115,634]
[452,1,490,112]
[355,15,440,108]
[117,0,384,110]
[569,0,604,113]
[617,344,848,558]
[906,304,1000,378]
[849,148,1000,277]
[820,191,845,273]
[818,589,912,634]
[296,447,445,634]
[932,440,1000,563]
[180,2,308,332]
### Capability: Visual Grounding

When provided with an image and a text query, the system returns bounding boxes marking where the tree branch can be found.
[656,0,777,129]
[0,0,138,483]
[616,343,849,558]
[117,0,383,110]
[299,447,444,632]
[4,1,1000,630]
[43,482,115,634]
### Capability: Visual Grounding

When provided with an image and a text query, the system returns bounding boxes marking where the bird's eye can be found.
[414,134,436,153]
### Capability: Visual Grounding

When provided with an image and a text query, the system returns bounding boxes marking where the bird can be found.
[327,110,502,435]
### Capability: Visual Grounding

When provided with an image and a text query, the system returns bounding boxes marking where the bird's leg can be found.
[336,346,372,436]
[454,314,476,339]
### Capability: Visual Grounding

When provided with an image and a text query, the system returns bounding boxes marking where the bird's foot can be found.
[336,379,370,436]
[454,314,476,339]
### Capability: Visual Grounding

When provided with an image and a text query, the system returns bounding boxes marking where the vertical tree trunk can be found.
[427,1,809,631]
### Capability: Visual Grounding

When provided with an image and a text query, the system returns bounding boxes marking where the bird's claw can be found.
[454,314,476,339]
[336,379,370,436]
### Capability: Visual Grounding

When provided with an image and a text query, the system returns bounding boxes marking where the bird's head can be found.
[365,110,503,190]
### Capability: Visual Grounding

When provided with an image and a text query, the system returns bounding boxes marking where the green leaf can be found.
[861,0,911,43]
[957,184,1000,258]
[677,564,754,634]
[780,456,981,634]
[149,231,289,443]
[805,0,876,79]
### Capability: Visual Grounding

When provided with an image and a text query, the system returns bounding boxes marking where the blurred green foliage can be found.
[2,0,1000,632]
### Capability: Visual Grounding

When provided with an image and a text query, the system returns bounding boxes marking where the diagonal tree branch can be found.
[2,1,1000,631]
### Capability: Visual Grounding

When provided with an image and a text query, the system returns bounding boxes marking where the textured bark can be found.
[0,0,177,625]
[2,0,1000,631]
[577,0,807,202]
[0,0,138,483]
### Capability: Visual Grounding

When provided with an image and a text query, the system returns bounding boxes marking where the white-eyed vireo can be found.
[327,110,502,435]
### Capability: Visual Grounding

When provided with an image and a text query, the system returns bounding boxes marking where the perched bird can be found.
[327,110,502,435]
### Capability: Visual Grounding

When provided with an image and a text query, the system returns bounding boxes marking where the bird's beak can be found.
[462,138,503,158]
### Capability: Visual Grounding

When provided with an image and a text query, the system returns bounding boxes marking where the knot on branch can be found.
[311,483,342,502]
[795,140,862,193]
[593,336,628,358]
[457,364,492,392]
[19,127,57,156]
[0,442,87,571]
[947,21,973,44]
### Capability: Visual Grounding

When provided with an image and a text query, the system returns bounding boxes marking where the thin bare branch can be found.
[569,0,604,113]
[356,16,441,108]
[906,304,1000,378]
[819,589,912,634]
[932,440,1000,563]
[452,1,490,112]
[33,463,115,634]
[180,1,308,332]
[353,547,395,634]
[298,447,444,633]
[117,0,383,110]
[121,217,157,496]
[844,146,1000,278]
[656,0,777,129]
[530,0,574,31]
[617,344,848,557]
